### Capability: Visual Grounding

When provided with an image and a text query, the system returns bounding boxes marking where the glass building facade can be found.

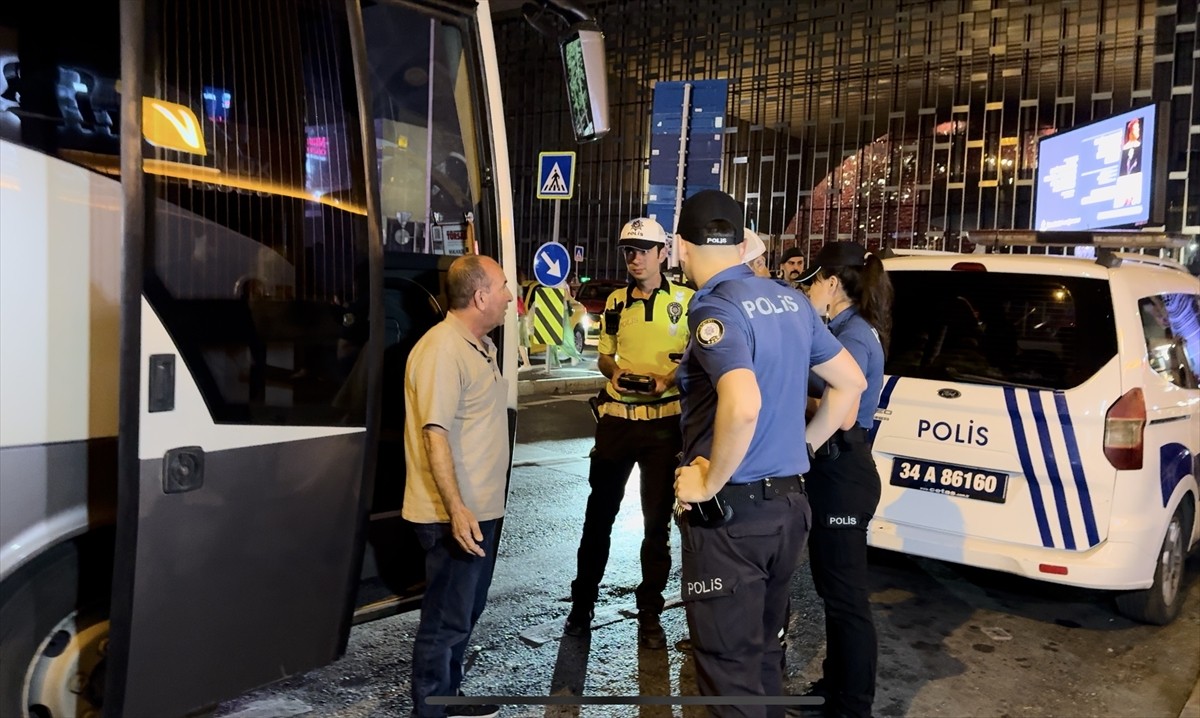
[496,0,1199,279]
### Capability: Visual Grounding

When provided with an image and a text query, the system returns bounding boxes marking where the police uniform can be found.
[566,220,693,647]
[674,195,844,714]
[801,252,886,718]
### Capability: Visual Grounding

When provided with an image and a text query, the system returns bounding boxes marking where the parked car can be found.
[869,251,1200,624]
[575,278,627,346]
[521,280,589,355]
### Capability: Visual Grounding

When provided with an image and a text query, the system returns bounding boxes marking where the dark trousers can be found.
[571,414,681,614]
[806,440,882,718]
[410,519,499,718]
[680,484,811,718]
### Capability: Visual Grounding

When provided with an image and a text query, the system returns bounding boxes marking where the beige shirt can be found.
[402,313,509,523]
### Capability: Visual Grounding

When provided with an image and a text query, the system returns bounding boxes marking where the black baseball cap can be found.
[676,190,744,246]
[797,241,868,285]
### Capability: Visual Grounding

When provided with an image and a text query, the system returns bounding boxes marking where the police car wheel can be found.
[1115,503,1192,626]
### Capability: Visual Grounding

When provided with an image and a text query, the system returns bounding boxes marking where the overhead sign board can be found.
[533,240,572,287]
[537,151,576,200]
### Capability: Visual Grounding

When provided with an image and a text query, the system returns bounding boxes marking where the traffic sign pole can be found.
[552,200,561,247]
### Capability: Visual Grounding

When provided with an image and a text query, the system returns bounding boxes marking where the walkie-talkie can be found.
[603,301,624,337]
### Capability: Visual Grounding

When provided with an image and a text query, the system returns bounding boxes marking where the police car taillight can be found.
[950,262,987,272]
[1103,388,1145,470]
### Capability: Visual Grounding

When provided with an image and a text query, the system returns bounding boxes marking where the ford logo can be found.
[937,388,962,399]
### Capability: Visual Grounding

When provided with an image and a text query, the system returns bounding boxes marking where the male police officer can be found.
[779,247,807,288]
[565,217,694,649]
[672,190,866,716]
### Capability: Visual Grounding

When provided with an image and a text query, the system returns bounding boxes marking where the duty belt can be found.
[598,399,681,421]
[719,475,806,501]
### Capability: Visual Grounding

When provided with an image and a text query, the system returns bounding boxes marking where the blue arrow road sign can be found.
[537,152,576,199]
[533,241,572,287]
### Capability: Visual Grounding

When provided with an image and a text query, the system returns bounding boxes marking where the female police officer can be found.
[672,191,866,716]
[798,242,893,718]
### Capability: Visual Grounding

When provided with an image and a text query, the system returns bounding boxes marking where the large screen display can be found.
[1034,104,1161,232]
[559,24,610,143]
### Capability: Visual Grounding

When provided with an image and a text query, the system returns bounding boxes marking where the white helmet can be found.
[618,217,668,250]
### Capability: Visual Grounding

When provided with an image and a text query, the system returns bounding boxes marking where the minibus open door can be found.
[103,1,382,715]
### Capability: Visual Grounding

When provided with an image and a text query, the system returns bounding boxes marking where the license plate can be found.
[889,457,1009,503]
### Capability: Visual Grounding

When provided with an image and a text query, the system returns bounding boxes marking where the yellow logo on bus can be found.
[142,98,207,156]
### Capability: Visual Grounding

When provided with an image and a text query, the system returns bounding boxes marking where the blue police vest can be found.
[809,307,884,429]
[677,264,843,482]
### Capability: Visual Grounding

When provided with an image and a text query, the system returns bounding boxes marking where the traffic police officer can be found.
[797,242,893,718]
[564,217,694,650]
[672,190,866,716]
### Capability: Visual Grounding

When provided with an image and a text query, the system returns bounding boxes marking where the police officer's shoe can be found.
[447,703,500,718]
[799,678,833,701]
[563,605,593,637]
[786,678,833,717]
[637,611,667,650]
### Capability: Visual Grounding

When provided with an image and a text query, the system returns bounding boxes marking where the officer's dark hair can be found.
[447,255,493,310]
[819,255,894,355]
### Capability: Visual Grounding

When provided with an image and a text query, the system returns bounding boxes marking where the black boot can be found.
[563,604,593,637]
[790,677,834,716]
[637,611,667,650]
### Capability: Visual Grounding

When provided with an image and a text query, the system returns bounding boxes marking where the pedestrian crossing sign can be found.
[536,151,576,200]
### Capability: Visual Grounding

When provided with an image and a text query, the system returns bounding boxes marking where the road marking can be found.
[220,698,313,718]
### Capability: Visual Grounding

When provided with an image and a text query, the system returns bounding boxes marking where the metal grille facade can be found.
[496,0,1199,279]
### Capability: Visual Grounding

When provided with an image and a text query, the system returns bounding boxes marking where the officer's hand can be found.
[646,372,672,396]
[609,368,627,393]
[449,506,487,557]
[675,456,713,509]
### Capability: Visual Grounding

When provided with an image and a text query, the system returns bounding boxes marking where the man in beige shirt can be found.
[404,254,511,718]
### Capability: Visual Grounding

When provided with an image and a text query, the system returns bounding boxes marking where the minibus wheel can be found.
[0,533,112,718]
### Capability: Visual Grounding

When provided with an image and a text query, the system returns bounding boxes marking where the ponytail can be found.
[857,255,893,355]
[824,254,894,355]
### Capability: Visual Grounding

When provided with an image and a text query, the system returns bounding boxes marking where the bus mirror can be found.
[559,23,609,143]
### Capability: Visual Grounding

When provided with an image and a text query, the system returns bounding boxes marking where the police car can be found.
[868,250,1200,624]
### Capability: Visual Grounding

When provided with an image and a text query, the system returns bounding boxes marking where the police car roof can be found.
[882,252,1200,291]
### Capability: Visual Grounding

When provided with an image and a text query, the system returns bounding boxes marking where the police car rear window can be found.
[886,271,1117,391]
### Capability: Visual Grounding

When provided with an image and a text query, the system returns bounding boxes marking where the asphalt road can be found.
[216,392,1200,718]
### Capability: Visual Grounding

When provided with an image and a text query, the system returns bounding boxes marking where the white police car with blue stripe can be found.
[869,250,1199,624]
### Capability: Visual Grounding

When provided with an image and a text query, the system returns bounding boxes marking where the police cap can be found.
[677,190,744,247]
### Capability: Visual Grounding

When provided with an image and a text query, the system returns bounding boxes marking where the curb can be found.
[1181,673,1200,718]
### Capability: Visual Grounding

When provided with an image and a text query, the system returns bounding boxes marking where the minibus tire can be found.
[0,532,112,718]
[1115,502,1192,626]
